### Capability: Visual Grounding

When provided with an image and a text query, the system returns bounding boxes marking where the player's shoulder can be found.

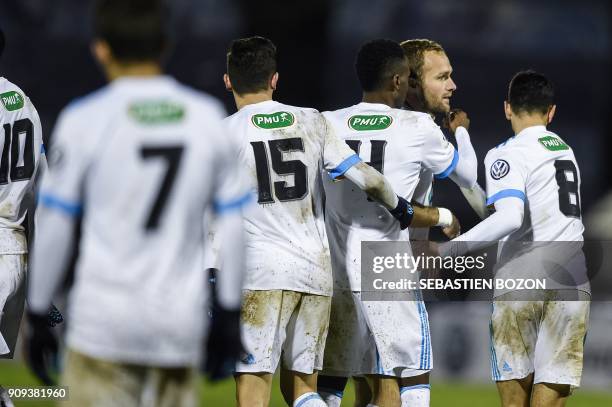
[62,85,115,122]
[485,134,526,166]
[0,76,36,112]
[170,82,226,120]
[396,109,436,127]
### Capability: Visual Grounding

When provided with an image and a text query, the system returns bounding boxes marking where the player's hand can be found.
[24,311,59,386]
[389,196,414,230]
[204,302,243,381]
[443,108,470,133]
[442,214,461,239]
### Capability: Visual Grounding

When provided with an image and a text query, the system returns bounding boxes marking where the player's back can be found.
[323,103,441,238]
[486,125,584,243]
[225,100,345,296]
[0,77,44,253]
[323,102,450,289]
[48,76,232,364]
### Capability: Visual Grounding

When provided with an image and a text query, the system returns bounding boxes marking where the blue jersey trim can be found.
[213,191,253,214]
[486,189,526,206]
[434,149,459,179]
[295,393,323,407]
[401,384,431,394]
[319,387,344,398]
[328,154,361,179]
[40,193,82,216]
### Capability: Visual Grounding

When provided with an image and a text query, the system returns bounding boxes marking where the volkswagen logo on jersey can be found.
[490,159,510,180]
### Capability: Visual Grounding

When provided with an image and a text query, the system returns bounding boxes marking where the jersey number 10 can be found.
[1,118,35,184]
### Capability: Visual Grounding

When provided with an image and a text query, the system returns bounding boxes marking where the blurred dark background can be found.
[1,0,610,229]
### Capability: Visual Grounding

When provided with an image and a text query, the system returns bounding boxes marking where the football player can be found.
[223,36,442,407]
[438,70,589,407]
[0,25,46,407]
[25,1,249,405]
[318,39,477,407]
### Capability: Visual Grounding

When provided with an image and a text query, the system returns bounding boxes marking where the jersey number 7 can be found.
[140,146,184,230]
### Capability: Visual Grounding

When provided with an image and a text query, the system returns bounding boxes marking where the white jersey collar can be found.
[357,102,392,110]
[516,125,547,138]
[239,99,278,110]
[110,75,177,89]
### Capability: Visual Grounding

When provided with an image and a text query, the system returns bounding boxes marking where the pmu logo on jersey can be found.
[128,100,185,124]
[538,136,569,151]
[0,91,24,111]
[348,115,392,131]
[490,159,510,180]
[251,112,295,129]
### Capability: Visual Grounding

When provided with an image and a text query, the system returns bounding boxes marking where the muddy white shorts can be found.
[322,290,431,378]
[236,289,331,375]
[0,254,26,356]
[490,292,590,387]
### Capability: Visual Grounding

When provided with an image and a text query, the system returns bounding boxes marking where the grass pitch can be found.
[1,360,611,406]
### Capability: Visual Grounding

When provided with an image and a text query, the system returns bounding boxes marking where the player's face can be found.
[420,51,456,114]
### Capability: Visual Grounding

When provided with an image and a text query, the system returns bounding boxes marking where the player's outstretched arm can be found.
[343,162,399,210]
[439,196,524,257]
[459,183,489,220]
[410,200,460,238]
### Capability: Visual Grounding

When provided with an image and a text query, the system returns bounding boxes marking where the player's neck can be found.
[511,117,548,135]
[234,91,273,110]
[362,92,400,109]
[106,62,162,81]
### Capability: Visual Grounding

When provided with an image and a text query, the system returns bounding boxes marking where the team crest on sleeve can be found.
[490,159,510,180]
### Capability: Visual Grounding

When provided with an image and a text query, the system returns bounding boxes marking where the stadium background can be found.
[1,0,611,405]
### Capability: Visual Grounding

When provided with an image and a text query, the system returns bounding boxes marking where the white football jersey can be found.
[0,77,45,254]
[224,100,359,296]
[38,76,249,365]
[485,125,584,243]
[484,125,586,294]
[323,102,457,289]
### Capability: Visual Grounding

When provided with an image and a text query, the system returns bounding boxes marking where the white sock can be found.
[366,404,379,407]
[294,392,327,407]
[319,389,342,407]
[400,384,430,407]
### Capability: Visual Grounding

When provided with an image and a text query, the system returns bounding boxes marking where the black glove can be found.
[389,196,414,229]
[204,302,243,381]
[24,311,59,385]
[47,304,64,327]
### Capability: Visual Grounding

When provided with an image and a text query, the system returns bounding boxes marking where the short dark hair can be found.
[227,36,277,95]
[507,70,555,115]
[0,27,5,58]
[94,0,166,62]
[356,39,407,92]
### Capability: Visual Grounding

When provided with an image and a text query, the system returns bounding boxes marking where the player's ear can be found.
[91,39,112,66]
[223,74,233,92]
[270,72,279,91]
[503,101,512,120]
[392,73,401,91]
[547,105,556,124]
